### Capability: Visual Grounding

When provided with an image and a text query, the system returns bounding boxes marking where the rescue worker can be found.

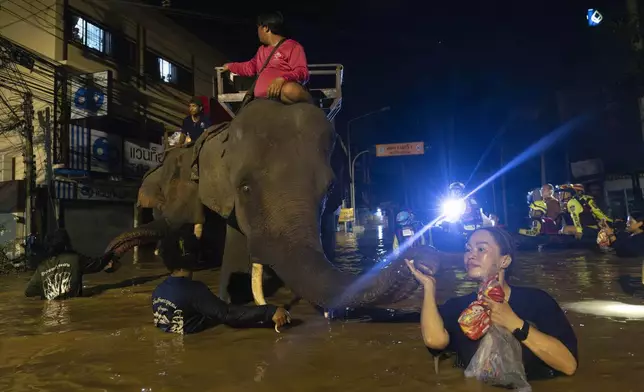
[393,209,426,250]
[448,182,483,229]
[519,188,548,237]
[557,184,611,240]
[573,183,612,224]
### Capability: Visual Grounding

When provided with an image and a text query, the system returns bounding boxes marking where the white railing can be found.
[213,63,344,120]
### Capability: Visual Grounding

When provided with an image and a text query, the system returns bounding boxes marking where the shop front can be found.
[52,120,164,257]
[55,180,138,257]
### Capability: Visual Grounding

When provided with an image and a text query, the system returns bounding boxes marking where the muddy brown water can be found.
[1,230,643,391]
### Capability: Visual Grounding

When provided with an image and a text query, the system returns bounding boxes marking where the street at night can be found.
[3,1,644,391]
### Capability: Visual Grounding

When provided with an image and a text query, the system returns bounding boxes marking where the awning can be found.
[0,180,25,213]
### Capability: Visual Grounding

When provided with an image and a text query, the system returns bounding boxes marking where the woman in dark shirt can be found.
[605,213,644,257]
[406,227,578,379]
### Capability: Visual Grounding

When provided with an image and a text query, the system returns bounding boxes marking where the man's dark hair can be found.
[46,228,71,256]
[471,226,517,279]
[630,211,644,222]
[159,226,200,272]
[189,97,203,109]
[257,11,285,36]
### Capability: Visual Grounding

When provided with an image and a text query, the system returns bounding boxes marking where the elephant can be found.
[106,99,434,309]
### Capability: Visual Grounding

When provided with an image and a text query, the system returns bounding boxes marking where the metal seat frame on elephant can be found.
[214,64,344,121]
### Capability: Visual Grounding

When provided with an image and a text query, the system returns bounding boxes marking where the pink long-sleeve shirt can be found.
[227,39,310,98]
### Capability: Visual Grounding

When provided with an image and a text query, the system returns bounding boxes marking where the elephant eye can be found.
[241,185,251,193]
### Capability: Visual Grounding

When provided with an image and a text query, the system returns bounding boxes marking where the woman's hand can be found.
[405,259,436,293]
[484,296,523,333]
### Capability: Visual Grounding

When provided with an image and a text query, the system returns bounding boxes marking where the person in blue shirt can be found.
[152,228,291,334]
[179,97,213,144]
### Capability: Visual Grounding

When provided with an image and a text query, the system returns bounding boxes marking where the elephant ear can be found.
[197,128,235,218]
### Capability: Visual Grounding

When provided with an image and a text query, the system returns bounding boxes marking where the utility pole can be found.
[23,93,35,245]
[38,107,58,231]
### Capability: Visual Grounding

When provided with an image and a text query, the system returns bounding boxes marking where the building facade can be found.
[0,0,227,256]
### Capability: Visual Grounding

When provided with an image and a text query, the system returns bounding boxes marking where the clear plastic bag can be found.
[464,324,531,391]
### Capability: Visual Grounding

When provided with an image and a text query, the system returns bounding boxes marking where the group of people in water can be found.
[24,223,579,387]
[521,182,644,256]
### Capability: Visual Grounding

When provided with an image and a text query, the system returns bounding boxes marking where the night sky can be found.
[155,0,637,224]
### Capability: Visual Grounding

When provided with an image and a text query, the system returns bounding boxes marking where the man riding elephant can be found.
[105,99,430,310]
[222,11,312,105]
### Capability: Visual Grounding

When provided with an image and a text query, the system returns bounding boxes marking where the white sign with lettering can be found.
[123,139,164,177]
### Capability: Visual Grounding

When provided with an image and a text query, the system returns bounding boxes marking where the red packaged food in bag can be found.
[480,275,505,303]
[458,300,491,340]
[459,275,506,340]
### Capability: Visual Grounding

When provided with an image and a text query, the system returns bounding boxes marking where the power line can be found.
[5,0,59,31]
[100,0,250,24]
[4,0,226,90]
[0,6,63,41]
[0,1,232,128]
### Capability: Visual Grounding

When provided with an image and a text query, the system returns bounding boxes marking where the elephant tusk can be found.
[251,263,267,305]
[193,223,203,239]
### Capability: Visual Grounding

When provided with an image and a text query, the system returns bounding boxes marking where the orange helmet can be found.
[572,183,585,194]
[554,184,575,203]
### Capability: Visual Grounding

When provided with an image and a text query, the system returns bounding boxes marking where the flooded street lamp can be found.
[351,149,370,226]
[346,106,390,227]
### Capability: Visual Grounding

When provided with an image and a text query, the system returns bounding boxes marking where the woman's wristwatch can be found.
[512,320,530,342]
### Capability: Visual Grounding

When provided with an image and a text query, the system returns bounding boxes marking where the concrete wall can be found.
[0,0,62,61]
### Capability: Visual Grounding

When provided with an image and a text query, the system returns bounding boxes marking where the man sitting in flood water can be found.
[25,229,120,300]
[152,228,291,334]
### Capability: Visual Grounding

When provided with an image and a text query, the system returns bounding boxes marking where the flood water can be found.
[1,228,643,391]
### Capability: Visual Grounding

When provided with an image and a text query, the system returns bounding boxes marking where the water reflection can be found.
[41,300,71,328]
[563,300,644,319]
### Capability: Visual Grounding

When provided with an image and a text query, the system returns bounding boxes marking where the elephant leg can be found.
[251,263,267,305]
[219,224,253,304]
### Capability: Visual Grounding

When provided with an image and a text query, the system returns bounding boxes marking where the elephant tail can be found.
[105,219,170,258]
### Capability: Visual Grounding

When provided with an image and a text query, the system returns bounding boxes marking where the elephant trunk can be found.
[250,239,426,309]
[104,219,170,258]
